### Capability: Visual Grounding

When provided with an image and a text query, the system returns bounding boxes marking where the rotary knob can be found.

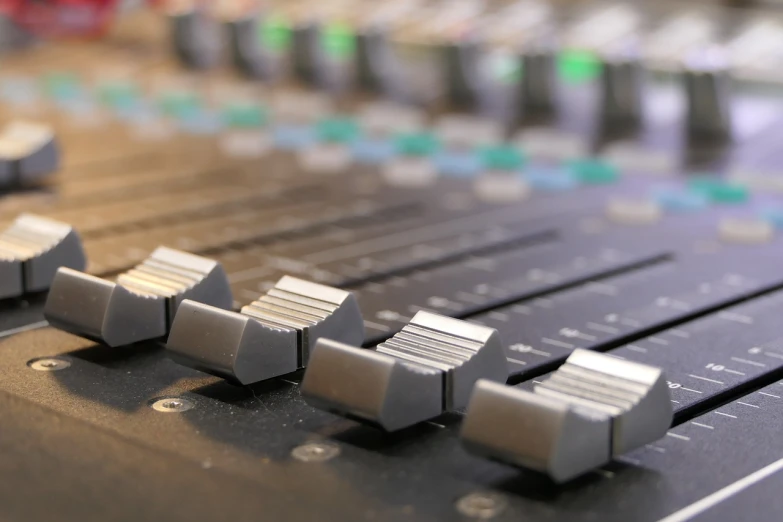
[684,48,733,142]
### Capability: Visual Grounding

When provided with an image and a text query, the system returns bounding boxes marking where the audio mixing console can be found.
[2,1,783,521]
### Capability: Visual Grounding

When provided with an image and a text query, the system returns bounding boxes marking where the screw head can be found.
[28,358,71,372]
[291,442,340,463]
[150,397,194,413]
[456,492,507,519]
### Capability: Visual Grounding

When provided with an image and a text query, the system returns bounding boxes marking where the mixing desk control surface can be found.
[2,2,783,521]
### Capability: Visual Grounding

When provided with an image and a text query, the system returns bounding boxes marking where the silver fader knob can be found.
[227,15,272,79]
[520,42,557,118]
[301,311,508,431]
[600,48,643,131]
[292,22,322,86]
[460,349,673,483]
[166,276,364,385]
[44,247,232,347]
[684,49,732,142]
[442,40,483,110]
[356,28,388,93]
[0,121,59,185]
[0,214,86,299]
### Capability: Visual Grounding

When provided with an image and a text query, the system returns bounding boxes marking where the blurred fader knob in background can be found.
[519,39,558,120]
[356,26,389,93]
[301,311,508,431]
[441,39,484,110]
[0,121,59,186]
[166,276,364,385]
[44,247,232,347]
[168,4,222,70]
[684,48,733,142]
[0,214,85,299]
[292,21,322,86]
[225,12,272,79]
[460,349,673,483]
[600,46,643,132]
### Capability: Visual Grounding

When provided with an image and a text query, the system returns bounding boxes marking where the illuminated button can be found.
[394,132,439,157]
[98,82,140,111]
[434,151,482,177]
[158,91,201,119]
[568,158,620,184]
[42,73,82,102]
[652,188,709,212]
[322,22,356,59]
[606,198,662,224]
[220,105,270,157]
[179,110,223,135]
[222,104,267,128]
[688,177,749,204]
[272,93,329,149]
[558,50,603,84]
[260,14,293,52]
[352,138,395,164]
[523,166,577,191]
[316,117,359,143]
[474,172,532,202]
[480,145,525,171]
[758,207,783,229]
[718,217,774,244]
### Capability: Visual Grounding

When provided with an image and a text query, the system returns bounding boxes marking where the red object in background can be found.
[1,0,122,38]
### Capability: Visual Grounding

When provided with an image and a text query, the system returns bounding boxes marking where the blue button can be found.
[1,77,38,104]
[524,166,577,191]
[758,207,783,229]
[273,124,315,150]
[652,188,709,212]
[352,138,395,164]
[434,151,482,177]
[179,110,223,135]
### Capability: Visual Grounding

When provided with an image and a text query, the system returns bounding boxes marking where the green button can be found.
[322,22,356,59]
[480,145,525,170]
[394,132,439,157]
[317,117,359,143]
[260,15,292,52]
[98,83,139,108]
[223,104,267,128]
[159,92,201,118]
[688,177,749,204]
[558,50,602,85]
[568,158,619,184]
[43,73,81,100]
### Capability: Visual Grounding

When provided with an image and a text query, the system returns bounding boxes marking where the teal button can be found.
[159,92,201,119]
[479,145,525,170]
[687,177,749,204]
[223,104,267,129]
[568,158,619,184]
[317,117,359,143]
[98,82,139,110]
[394,132,439,157]
[43,73,81,101]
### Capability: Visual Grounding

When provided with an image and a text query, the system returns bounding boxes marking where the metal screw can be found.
[151,397,194,413]
[28,358,71,372]
[291,442,340,463]
[455,492,507,519]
